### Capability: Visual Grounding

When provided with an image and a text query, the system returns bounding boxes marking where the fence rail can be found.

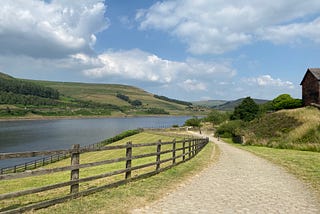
[0,139,106,174]
[0,137,209,213]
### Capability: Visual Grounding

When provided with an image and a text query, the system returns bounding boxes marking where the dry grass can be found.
[0,132,215,213]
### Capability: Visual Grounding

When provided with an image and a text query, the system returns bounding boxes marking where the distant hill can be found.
[193,98,269,111]
[192,100,227,107]
[213,98,270,111]
[0,72,206,118]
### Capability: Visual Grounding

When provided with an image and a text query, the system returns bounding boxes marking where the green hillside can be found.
[214,98,269,111]
[0,72,204,118]
[242,107,320,151]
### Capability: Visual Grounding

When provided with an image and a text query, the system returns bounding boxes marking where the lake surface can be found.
[0,116,190,168]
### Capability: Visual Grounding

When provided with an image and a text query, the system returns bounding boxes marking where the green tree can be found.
[205,110,229,126]
[272,94,302,110]
[231,97,259,122]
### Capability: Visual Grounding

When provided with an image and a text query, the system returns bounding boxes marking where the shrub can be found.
[215,120,243,138]
[184,116,201,127]
[101,129,142,145]
[272,94,302,110]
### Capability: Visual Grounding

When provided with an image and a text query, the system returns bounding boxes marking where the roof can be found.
[300,68,320,85]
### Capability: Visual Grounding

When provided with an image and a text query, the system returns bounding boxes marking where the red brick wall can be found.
[302,72,320,106]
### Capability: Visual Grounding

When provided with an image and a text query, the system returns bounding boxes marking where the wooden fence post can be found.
[125,142,132,179]
[70,144,80,194]
[156,140,161,172]
[172,139,176,165]
[182,138,186,161]
[188,139,191,159]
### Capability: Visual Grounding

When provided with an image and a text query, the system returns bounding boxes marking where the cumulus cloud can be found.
[0,0,109,58]
[81,49,236,86]
[244,75,294,89]
[179,79,207,92]
[136,0,320,54]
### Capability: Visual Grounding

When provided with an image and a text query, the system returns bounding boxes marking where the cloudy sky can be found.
[1,0,319,101]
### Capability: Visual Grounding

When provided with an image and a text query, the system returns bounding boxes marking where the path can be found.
[131,133,320,213]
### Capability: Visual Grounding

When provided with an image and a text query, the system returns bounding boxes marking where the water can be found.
[0,116,190,168]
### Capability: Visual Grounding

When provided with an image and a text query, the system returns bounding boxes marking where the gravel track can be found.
[131,133,320,213]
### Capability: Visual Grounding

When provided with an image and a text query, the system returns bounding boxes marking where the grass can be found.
[226,139,320,200]
[0,131,217,213]
[243,107,320,151]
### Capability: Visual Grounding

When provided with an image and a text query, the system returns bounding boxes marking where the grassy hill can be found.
[242,107,320,151]
[213,98,269,111]
[192,100,227,107]
[0,72,205,118]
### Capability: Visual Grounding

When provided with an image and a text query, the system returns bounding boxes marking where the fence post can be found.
[188,139,191,159]
[172,139,176,165]
[125,142,132,179]
[182,138,186,161]
[70,144,80,194]
[156,140,161,172]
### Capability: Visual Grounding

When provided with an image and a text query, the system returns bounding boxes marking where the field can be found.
[0,131,216,213]
[243,107,320,151]
[29,80,198,115]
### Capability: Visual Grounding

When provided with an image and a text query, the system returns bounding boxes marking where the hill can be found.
[213,98,269,111]
[241,107,320,151]
[0,72,205,118]
[192,100,227,107]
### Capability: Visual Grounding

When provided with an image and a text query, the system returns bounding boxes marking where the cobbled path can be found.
[131,133,320,214]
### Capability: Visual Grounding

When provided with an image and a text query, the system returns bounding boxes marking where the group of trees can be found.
[154,95,192,106]
[185,94,303,138]
[116,93,142,107]
[0,78,59,99]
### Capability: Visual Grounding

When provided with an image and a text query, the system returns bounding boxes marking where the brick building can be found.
[300,68,320,106]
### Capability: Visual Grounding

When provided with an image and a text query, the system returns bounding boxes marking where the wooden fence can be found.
[0,142,104,174]
[0,137,209,213]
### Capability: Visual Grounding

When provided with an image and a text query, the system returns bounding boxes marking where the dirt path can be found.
[131,133,320,213]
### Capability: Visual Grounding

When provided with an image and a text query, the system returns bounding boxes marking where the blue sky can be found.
[1,0,320,101]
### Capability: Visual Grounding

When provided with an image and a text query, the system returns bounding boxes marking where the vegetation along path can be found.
[132,133,320,213]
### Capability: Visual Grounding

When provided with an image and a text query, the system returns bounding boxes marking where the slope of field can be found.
[31,80,193,114]
[214,98,269,111]
[242,107,320,151]
[0,72,205,118]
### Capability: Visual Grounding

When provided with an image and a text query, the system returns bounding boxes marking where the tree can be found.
[184,116,202,133]
[272,94,302,110]
[205,110,229,126]
[231,97,259,122]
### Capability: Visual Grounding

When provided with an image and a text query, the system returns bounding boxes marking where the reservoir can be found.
[0,116,190,168]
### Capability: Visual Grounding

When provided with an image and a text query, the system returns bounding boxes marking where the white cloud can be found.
[259,17,320,44]
[136,0,320,54]
[0,0,109,58]
[244,75,294,89]
[179,79,207,92]
[82,49,185,83]
[81,49,236,86]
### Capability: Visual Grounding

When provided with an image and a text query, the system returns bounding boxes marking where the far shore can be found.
[0,114,194,122]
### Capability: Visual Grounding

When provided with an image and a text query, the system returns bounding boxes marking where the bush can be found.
[101,129,142,146]
[272,94,302,110]
[184,116,201,127]
[204,110,229,126]
[215,120,243,138]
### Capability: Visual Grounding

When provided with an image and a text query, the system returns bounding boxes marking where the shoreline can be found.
[0,114,193,122]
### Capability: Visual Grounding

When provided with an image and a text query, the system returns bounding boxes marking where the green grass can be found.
[0,132,216,213]
[228,141,320,199]
[31,80,191,114]
[243,107,320,151]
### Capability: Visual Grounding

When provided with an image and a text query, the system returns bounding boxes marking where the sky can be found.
[0,0,320,101]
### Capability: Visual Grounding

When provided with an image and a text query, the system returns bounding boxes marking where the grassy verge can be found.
[1,131,217,213]
[225,139,320,199]
[35,133,216,214]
